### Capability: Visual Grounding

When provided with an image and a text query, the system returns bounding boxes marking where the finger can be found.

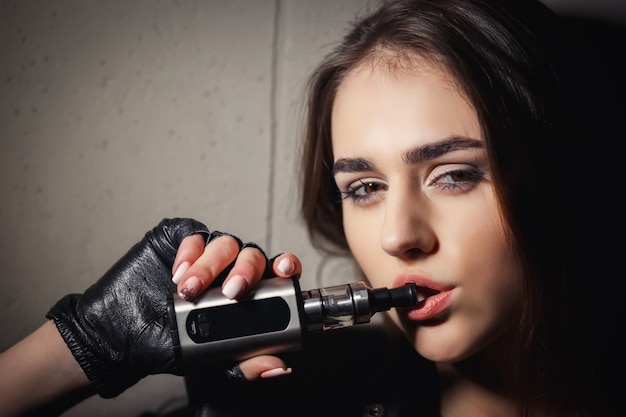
[269,252,303,278]
[171,234,206,284]
[177,235,241,301]
[221,246,268,300]
[238,355,292,381]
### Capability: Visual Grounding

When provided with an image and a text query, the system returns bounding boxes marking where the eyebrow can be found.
[332,136,483,174]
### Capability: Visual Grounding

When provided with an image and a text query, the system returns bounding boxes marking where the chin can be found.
[412,327,479,364]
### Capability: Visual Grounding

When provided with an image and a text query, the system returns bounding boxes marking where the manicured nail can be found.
[179,276,201,301]
[172,262,190,284]
[222,275,247,299]
[260,367,292,379]
[277,258,295,275]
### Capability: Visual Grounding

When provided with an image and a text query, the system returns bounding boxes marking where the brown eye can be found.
[450,171,472,182]
[340,179,387,204]
[430,166,485,192]
[362,182,379,194]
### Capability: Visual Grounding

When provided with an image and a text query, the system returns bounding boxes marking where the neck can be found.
[436,349,579,417]
[437,349,518,417]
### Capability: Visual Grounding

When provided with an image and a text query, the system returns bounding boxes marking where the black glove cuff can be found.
[46,295,125,398]
[46,218,212,399]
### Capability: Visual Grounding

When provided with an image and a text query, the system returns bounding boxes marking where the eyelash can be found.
[339,167,485,204]
[340,180,384,203]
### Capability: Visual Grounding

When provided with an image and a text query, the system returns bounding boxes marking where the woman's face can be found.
[330,58,523,363]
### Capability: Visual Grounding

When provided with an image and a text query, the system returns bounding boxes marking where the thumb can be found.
[237,355,292,380]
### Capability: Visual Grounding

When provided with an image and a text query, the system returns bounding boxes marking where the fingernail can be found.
[277,258,295,275]
[260,367,292,379]
[179,276,201,301]
[222,275,247,300]
[172,262,190,284]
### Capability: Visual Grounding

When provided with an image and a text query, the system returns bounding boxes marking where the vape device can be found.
[167,277,417,369]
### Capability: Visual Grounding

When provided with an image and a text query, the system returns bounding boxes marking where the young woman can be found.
[295,0,607,415]
[0,1,619,416]
[175,0,619,415]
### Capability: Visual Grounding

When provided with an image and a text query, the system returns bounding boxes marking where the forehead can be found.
[352,51,458,86]
[331,54,481,156]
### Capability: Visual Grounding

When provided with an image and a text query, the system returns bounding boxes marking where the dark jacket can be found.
[180,325,440,417]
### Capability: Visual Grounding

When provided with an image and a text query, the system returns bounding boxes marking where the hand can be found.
[171,231,302,380]
[47,218,303,399]
[46,218,211,398]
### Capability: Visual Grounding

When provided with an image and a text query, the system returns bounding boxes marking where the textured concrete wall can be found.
[0,1,623,415]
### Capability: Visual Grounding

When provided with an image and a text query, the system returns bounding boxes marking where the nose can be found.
[380,189,436,258]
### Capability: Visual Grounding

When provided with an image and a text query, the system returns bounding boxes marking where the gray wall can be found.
[1,1,623,416]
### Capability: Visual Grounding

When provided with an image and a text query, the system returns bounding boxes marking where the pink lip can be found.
[394,273,455,322]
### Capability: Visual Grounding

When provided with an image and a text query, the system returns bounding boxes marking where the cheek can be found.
[343,209,381,273]
[446,195,524,315]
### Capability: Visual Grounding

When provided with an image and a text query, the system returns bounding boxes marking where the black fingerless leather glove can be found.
[46,217,210,398]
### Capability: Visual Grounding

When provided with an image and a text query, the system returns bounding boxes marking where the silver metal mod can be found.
[169,278,304,366]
